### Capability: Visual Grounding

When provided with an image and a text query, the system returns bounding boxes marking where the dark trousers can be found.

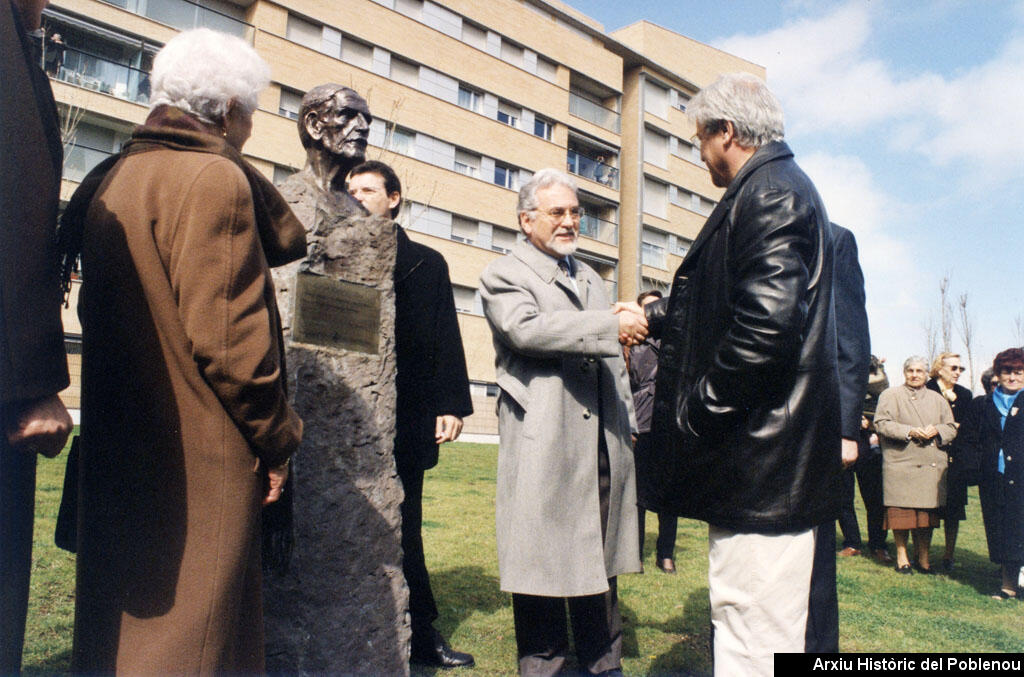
[397,461,439,647]
[838,443,887,551]
[639,510,677,560]
[513,429,620,675]
[1,432,36,673]
[805,524,838,652]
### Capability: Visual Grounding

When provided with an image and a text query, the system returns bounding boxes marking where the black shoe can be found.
[913,563,937,575]
[411,628,475,669]
[941,558,955,572]
[895,564,913,574]
[656,557,677,574]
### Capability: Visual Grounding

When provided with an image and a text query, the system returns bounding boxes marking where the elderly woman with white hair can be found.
[60,29,305,672]
[874,356,957,574]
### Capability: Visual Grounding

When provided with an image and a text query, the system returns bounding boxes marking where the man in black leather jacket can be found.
[642,73,841,673]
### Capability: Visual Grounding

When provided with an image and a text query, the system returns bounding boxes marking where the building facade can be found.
[47,0,762,435]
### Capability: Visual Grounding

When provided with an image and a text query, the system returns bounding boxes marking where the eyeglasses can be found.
[949,366,965,372]
[537,206,584,221]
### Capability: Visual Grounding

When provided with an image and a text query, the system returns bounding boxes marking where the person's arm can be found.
[682,188,817,437]
[480,258,633,359]
[833,226,871,440]
[872,389,914,442]
[168,160,302,468]
[934,398,958,445]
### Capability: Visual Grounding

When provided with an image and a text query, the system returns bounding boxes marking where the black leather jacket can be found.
[643,141,841,533]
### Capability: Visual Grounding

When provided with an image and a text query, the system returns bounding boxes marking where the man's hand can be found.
[263,460,289,506]
[841,437,859,469]
[6,394,73,458]
[435,415,463,444]
[613,302,648,346]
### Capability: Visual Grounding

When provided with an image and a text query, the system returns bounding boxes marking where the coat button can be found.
[587,357,596,363]
[583,409,592,419]
[1007,456,1013,462]
[1010,480,1016,485]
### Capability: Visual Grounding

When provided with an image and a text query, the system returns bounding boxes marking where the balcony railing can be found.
[567,150,618,190]
[569,91,620,133]
[51,47,151,104]
[100,0,251,39]
[63,143,114,183]
[578,214,617,245]
[641,242,667,270]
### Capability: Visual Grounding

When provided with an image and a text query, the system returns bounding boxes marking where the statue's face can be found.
[313,91,371,161]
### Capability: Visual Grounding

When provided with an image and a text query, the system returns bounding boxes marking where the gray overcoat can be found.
[480,240,641,597]
[874,384,957,509]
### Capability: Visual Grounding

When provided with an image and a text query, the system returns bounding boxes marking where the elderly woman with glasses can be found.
[956,348,1024,599]
[61,29,305,672]
[926,352,976,571]
[874,356,957,574]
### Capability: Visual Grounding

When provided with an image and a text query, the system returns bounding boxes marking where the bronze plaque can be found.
[292,271,381,354]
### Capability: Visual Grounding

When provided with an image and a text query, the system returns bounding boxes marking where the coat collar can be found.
[395,226,423,283]
[680,141,795,269]
[511,239,587,306]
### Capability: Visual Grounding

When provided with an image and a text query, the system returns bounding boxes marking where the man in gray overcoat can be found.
[480,168,644,676]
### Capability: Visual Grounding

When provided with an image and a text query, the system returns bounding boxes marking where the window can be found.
[390,56,419,88]
[644,127,668,168]
[395,0,423,19]
[286,15,320,51]
[676,89,690,112]
[691,193,716,216]
[674,236,692,257]
[644,79,669,118]
[386,126,415,156]
[458,86,482,113]
[641,228,668,269]
[500,40,523,66]
[533,116,553,141]
[643,178,668,219]
[491,226,518,253]
[462,21,487,50]
[278,88,302,120]
[497,101,520,128]
[341,36,373,70]
[451,216,478,244]
[494,163,518,190]
[676,136,703,165]
[452,285,478,314]
[273,164,297,185]
[454,149,480,177]
[536,56,557,82]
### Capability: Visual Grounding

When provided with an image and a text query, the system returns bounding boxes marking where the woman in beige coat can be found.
[874,355,957,574]
[62,30,305,673]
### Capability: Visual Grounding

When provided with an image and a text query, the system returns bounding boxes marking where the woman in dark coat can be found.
[958,348,1024,599]
[925,352,975,570]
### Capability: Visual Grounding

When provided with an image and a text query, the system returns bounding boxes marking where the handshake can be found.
[612,302,649,346]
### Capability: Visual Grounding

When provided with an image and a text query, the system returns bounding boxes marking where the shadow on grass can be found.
[624,586,711,677]
[23,648,71,676]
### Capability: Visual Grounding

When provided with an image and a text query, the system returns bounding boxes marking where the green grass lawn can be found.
[24,440,1024,675]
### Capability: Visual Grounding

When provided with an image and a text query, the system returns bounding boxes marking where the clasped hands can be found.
[908,425,939,442]
[612,302,648,346]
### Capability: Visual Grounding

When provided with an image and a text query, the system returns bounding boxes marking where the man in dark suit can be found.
[1,0,74,671]
[347,160,475,669]
[805,223,871,652]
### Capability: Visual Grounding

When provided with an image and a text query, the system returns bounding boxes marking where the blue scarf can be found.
[992,387,1021,473]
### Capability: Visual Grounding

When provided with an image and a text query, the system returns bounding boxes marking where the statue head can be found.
[298,84,371,165]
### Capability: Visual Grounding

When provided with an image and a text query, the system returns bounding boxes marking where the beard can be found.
[545,231,578,256]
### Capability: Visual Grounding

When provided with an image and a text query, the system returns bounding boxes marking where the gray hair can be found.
[149,28,270,124]
[516,168,578,228]
[688,72,784,148]
[903,355,929,371]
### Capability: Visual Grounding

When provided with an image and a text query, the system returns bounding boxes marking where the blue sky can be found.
[574,0,1024,390]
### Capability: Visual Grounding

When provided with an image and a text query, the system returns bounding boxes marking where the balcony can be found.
[99,0,251,39]
[578,213,617,246]
[63,143,114,183]
[569,91,620,134]
[52,46,150,104]
[567,150,618,190]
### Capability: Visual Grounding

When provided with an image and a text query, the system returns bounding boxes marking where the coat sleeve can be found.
[480,259,621,359]
[429,254,473,418]
[168,160,302,467]
[833,226,870,439]
[683,188,818,437]
[873,388,912,443]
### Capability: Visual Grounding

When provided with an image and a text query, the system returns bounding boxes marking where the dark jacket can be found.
[628,339,659,434]
[644,141,841,533]
[833,224,870,440]
[394,227,472,473]
[957,390,1024,564]
[925,378,973,424]
[0,2,68,405]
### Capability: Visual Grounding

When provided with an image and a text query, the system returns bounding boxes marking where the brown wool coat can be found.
[72,127,303,674]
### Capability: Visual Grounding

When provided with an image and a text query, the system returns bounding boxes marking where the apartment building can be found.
[46,0,762,435]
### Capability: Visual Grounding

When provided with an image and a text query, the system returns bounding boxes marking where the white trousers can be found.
[708,524,816,677]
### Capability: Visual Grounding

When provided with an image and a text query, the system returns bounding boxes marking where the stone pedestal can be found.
[264,174,409,675]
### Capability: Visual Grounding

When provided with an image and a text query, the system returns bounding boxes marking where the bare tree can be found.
[924,315,938,364]
[939,274,953,353]
[956,292,976,392]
